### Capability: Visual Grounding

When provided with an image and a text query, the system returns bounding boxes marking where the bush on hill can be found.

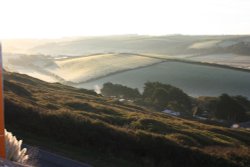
[214,94,248,122]
[101,82,141,99]
[142,82,192,113]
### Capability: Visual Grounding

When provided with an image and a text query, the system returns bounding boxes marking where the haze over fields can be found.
[1,0,250,167]
[3,35,250,166]
[2,35,250,98]
[2,35,250,85]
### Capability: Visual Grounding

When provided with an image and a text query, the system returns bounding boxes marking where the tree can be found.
[143,82,191,112]
[152,88,170,108]
[214,94,247,122]
[101,82,141,99]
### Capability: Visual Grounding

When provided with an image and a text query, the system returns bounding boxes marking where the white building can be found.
[162,109,180,116]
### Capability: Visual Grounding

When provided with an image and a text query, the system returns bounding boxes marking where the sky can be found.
[0,0,250,39]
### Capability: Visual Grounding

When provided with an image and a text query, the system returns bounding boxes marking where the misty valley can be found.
[2,35,250,167]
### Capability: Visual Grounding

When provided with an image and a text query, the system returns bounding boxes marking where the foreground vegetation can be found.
[102,82,250,122]
[4,71,250,167]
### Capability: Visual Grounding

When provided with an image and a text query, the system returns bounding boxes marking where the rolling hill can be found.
[3,71,250,167]
[3,35,250,89]
[24,35,248,56]
[4,35,250,56]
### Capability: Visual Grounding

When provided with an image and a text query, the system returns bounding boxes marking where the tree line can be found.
[101,82,250,122]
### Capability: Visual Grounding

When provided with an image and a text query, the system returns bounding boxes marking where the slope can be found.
[3,71,250,167]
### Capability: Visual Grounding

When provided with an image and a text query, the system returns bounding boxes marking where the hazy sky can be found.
[1,0,250,39]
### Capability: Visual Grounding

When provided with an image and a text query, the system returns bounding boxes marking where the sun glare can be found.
[0,0,250,39]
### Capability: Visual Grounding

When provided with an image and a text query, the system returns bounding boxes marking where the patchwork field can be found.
[3,35,250,99]
[186,54,250,70]
[53,53,162,82]
[77,61,250,98]
[3,53,162,83]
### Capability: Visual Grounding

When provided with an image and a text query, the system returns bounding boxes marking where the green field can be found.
[78,61,250,98]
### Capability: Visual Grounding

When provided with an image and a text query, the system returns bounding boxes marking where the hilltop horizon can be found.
[2,34,250,40]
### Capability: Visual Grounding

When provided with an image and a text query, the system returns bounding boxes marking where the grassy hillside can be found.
[3,71,250,167]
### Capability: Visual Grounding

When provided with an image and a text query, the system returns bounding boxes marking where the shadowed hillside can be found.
[3,71,250,167]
